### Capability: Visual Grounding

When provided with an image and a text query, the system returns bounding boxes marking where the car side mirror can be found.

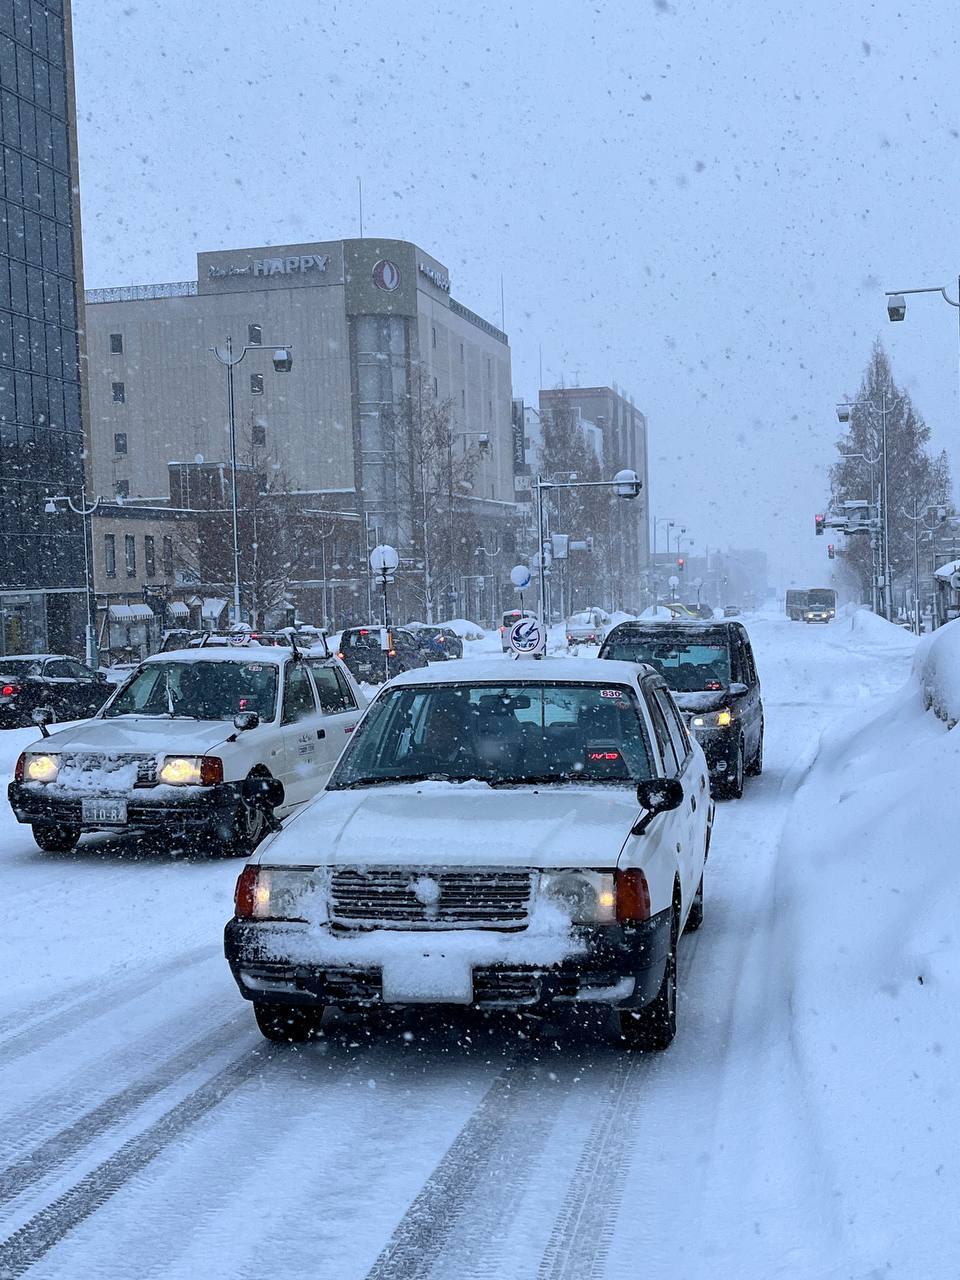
[728,682,748,696]
[636,777,683,816]
[233,711,261,732]
[242,774,284,810]
[31,706,54,737]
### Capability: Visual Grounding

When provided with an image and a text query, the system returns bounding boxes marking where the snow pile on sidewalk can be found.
[914,617,960,727]
[845,605,917,649]
[774,658,960,1273]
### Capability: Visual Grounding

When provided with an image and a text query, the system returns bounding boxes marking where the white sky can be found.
[72,0,960,586]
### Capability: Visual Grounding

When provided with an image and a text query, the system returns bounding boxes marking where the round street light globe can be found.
[369,544,400,573]
[510,564,532,589]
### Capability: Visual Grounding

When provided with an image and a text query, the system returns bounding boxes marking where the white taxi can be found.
[8,639,365,856]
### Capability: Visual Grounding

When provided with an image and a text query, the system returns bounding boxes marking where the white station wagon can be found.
[8,640,365,856]
[225,657,713,1049]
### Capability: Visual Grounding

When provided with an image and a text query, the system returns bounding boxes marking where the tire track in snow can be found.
[0,1012,248,1210]
[0,1042,272,1278]
[0,942,220,1068]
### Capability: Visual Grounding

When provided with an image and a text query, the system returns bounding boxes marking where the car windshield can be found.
[605,635,732,691]
[104,660,279,720]
[329,682,654,788]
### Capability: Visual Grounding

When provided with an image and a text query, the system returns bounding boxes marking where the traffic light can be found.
[827,543,835,560]
[815,514,825,536]
[677,557,685,572]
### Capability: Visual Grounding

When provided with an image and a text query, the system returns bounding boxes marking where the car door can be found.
[734,627,761,760]
[646,681,700,911]
[306,659,364,774]
[39,659,85,719]
[278,661,326,806]
[662,688,710,867]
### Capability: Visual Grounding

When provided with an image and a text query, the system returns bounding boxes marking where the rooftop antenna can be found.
[500,274,505,330]
[357,177,364,238]
[538,343,543,389]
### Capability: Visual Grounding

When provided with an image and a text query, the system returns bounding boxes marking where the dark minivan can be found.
[599,620,763,799]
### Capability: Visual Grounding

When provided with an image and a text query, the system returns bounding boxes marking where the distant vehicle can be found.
[683,602,715,620]
[405,624,463,662]
[0,655,112,728]
[723,606,740,618]
[336,626,428,684]
[225,657,712,1049]
[599,619,763,800]
[500,609,537,651]
[802,588,837,623]
[565,608,610,646]
[8,645,366,855]
[785,590,808,621]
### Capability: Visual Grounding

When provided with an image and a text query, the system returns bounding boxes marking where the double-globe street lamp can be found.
[43,488,103,668]
[534,470,641,625]
[836,396,901,621]
[209,338,293,626]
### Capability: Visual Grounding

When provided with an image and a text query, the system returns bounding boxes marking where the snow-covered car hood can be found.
[258,782,641,870]
[672,689,731,713]
[31,716,235,756]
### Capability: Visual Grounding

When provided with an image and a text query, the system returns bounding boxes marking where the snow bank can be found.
[441,618,485,640]
[638,605,674,620]
[775,669,960,1272]
[845,606,917,651]
[914,617,960,727]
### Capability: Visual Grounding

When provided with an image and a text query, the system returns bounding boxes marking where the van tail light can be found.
[1,683,20,697]
[235,865,260,919]
[199,756,224,785]
[336,651,345,660]
[616,869,651,923]
[14,752,25,782]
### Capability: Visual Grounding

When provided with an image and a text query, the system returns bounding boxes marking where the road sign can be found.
[509,616,546,657]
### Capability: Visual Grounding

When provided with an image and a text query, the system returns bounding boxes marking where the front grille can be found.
[473,967,542,1005]
[329,867,533,930]
[60,752,158,787]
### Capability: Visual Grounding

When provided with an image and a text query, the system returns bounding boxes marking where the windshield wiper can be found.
[339,773,486,789]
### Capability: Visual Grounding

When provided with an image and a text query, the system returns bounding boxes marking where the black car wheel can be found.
[253,1001,324,1043]
[619,906,678,1051]
[745,724,764,777]
[717,738,744,800]
[32,824,80,854]
[686,874,704,932]
[218,797,268,858]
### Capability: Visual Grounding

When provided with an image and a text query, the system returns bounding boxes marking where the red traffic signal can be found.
[677,557,685,570]
[827,543,835,560]
[815,514,825,536]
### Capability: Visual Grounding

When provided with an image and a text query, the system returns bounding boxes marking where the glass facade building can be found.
[0,0,85,655]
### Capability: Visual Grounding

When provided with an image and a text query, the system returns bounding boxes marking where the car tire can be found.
[32,824,80,854]
[718,739,745,800]
[619,909,678,1051]
[746,724,764,777]
[686,874,704,932]
[253,1001,324,1043]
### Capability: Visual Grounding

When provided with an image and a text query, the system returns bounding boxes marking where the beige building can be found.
[84,240,516,562]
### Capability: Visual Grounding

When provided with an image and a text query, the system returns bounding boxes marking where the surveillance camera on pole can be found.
[836,404,851,424]
[272,347,293,373]
[613,468,641,498]
[886,294,906,322]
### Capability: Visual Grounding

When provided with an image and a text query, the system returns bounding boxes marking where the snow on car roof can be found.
[383,656,648,687]
[141,646,292,666]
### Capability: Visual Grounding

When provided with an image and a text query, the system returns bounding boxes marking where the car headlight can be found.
[235,865,325,922]
[539,870,616,923]
[691,708,733,729]
[25,753,60,783]
[159,755,223,785]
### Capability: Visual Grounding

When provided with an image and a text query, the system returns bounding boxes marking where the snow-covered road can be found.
[0,615,923,1278]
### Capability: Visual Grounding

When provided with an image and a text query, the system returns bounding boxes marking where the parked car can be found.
[0,655,112,728]
[336,626,428,685]
[599,619,763,799]
[405,624,464,662]
[8,642,365,855]
[500,609,537,651]
[565,608,610,646]
[225,657,713,1049]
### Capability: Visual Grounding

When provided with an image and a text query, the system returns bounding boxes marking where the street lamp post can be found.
[898,499,947,634]
[837,396,900,620]
[44,488,103,668]
[839,448,882,614]
[651,517,677,605]
[209,337,293,627]
[534,470,641,626]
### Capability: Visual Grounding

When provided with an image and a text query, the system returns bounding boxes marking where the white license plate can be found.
[81,797,127,825]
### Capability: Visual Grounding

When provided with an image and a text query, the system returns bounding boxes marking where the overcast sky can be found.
[72,0,960,586]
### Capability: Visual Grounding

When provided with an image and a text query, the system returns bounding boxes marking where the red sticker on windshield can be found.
[600,689,623,698]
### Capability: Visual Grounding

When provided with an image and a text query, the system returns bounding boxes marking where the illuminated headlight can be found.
[691,708,733,729]
[25,753,60,783]
[159,755,223,786]
[235,865,325,922]
[539,870,616,923]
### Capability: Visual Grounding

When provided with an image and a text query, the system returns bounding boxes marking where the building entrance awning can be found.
[108,604,154,621]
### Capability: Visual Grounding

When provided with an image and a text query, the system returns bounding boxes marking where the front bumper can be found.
[8,779,246,835]
[224,910,672,1013]
[687,723,739,777]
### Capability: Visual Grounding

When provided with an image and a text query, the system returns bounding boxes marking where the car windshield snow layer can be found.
[328,681,654,787]
[104,660,279,721]
[604,634,733,691]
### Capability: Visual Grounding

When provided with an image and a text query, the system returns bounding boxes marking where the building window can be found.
[487,398,493,420]
[250,373,264,395]
[432,325,437,349]
[460,342,464,363]
[252,421,266,446]
[460,388,465,409]
[115,479,129,499]
[248,323,262,345]
[432,376,439,398]
[162,536,174,578]
[109,333,123,354]
[144,535,156,578]
[104,534,116,578]
[124,534,136,577]
[486,357,491,376]
[113,432,127,455]
[112,381,125,403]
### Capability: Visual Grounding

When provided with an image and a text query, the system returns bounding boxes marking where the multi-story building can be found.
[0,0,87,655]
[537,385,651,609]
[84,238,519,624]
